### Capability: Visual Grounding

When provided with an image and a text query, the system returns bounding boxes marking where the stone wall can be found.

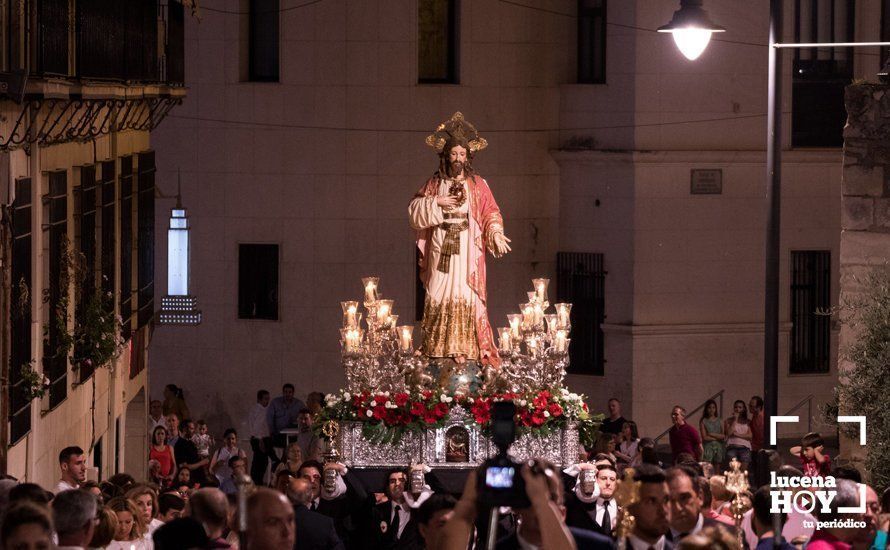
[839,82,890,464]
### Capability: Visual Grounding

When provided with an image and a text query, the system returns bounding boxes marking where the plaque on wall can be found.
[690,169,723,195]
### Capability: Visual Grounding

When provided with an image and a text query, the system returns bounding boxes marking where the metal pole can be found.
[764,0,782,452]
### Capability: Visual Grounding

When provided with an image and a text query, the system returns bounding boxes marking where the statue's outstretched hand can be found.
[492,233,512,257]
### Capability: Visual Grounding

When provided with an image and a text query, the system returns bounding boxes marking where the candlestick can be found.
[397,325,414,353]
[527,291,537,304]
[521,303,535,330]
[498,327,512,353]
[554,329,567,353]
[389,314,399,331]
[361,277,379,305]
[507,314,522,340]
[544,314,557,336]
[532,278,549,304]
[341,301,359,328]
[526,335,539,358]
[555,303,572,330]
[532,302,544,328]
[376,299,394,327]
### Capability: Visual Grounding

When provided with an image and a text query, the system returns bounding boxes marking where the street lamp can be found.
[656,0,725,60]
[660,1,890,454]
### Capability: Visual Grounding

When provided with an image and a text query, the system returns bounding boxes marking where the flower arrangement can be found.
[20,362,50,401]
[319,387,600,447]
[72,289,126,373]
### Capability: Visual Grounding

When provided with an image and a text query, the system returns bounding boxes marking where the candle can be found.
[361,277,379,304]
[526,335,539,358]
[555,303,572,329]
[498,327,512,352]
[532,278,549,304]
[377,299,393,326]
[544,314,557,335]
[521,303,534,330]
[389,314,399,331]
[507,314,522,340]
[554,329,567,353]
[533,302,544,328]
[397,325,414,353]
[341,301,358,328]
[341,328,363,353]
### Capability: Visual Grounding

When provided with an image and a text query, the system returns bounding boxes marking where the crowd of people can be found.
[0,385,885,550]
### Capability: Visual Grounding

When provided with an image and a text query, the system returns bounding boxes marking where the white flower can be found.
[543,411,551,418]
[468,397,475,404]
[343,392,351,400]
[384,391,390,397]
[370,400,377,407]
[519,399,527,407]
[366,410,374,417]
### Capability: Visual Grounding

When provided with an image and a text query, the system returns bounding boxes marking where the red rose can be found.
[410,402,425,416]
[395,393,409,407]
[434,402,449,417]
[531,412,545,426]
[372,406,386,420]
[548,403,563,417]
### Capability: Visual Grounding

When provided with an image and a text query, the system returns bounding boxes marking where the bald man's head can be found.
[287,478,314,507]
[247,488,295,550]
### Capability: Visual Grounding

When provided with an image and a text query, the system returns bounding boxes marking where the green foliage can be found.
[824,265,890,490]
[20,362,49,401]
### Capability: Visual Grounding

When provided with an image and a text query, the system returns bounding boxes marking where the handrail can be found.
[780,394,815,435]
[653,389,725,444]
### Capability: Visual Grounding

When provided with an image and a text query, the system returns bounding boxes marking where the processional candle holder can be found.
[725,458,749,550]
[614,467,641,550]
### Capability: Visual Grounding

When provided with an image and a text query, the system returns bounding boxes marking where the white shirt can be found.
[389,502,410,539]
[670,513,704,540]
[594,497,618,531]
[55,479,78,493]
[149,415,166,432]
[248,403,270,438]
[147,518,164,535]
[628,533,666,550]
[107,539,152,550]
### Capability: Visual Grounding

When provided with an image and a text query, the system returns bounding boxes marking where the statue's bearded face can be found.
[446,145,467,178]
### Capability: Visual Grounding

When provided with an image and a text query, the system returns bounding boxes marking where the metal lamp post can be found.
[660,0,890,451]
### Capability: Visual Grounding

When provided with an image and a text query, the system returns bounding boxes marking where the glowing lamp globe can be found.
[657,0,726,61]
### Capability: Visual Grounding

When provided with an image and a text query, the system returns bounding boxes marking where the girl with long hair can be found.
[699,399,725,469]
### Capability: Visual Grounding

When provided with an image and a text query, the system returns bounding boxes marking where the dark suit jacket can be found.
[316,471,368,549]
[666,515,737,543]
[369,500,422,550]
[496,527,613,550]
[622,536,675,550]
[564,493,617,538]
[294,504,344,550]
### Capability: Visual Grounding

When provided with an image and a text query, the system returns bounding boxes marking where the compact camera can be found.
[476,401,531,509]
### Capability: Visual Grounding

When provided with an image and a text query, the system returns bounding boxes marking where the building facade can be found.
[0,0,185,486]
[149,0,883,442]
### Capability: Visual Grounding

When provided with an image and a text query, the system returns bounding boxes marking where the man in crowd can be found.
[248,389,272,485]
[414,494,456,548]
[287,476,344,550]
[188,488,230,546]
[295,408,323,462]
[668,406,702,463]
[158,492,186,522]
[52,489,97,549]
[750,486,795,550]
[55,446,87,493]
[370,469,421,548]
[247,488,297,550]
[219,456,248,495]
[149,400,166,432]
[298,460,367,547]
[565,460,618,538]
[267,383,306,466]
[176,419,208,485]
[665,465,732,542]
[623,464,673,550]
[599,398,627,436]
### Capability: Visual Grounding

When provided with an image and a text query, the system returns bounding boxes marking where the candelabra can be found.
[340,277,425,394]
[725,458,750,550]
[491,278,573,393]
[339,277,573,395]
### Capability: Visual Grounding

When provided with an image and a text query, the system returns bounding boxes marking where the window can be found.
[249,0,280,82]
[578,0,606,83]
[556,252,605,375]
[792,0,854,147]
[790,251,831,374]
[137,151,155,329]
[44,170,68,409]
[418,0,458,83]
[10,178,33,443]
[238,244,279,320]
[76,165,100,382]
[36,0,70,76]
[100,160,115,296]
[119,156,134,341]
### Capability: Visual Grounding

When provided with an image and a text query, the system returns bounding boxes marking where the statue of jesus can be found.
[409,112,511,368]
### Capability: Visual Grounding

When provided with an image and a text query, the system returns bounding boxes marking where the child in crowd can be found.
[191,420,214,462]
[790,431,831,478]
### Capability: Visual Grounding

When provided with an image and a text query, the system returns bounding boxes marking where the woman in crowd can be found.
[126,485,164,537]
[0,502,54,549]
[699,399,725,470]
[162,384,190,423]
[107,496,150,549]
[89,506,119,549]
[148,425,176,489]
[210,428,247,485]
[724,399,753,472]
[613,420,639,471]
[273,442,304,481]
